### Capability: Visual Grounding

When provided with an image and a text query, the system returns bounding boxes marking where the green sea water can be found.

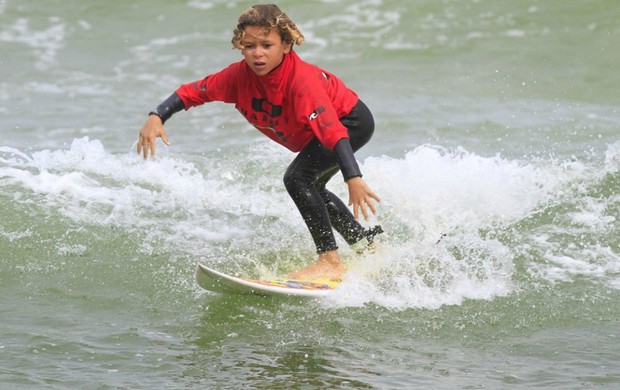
[1,0,619,388]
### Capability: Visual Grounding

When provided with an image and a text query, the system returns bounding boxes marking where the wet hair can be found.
[232,4,304,49]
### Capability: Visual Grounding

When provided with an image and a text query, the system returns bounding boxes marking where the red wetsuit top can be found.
[175,50,359,152]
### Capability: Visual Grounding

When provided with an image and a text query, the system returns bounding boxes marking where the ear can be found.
[283,42,292,54]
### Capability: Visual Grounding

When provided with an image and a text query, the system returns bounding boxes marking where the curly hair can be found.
[231,4,305,49]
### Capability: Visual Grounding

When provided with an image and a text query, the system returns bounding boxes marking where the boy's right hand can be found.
[137,114,170,159]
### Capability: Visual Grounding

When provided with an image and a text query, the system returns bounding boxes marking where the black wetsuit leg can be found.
[283,100,375,253]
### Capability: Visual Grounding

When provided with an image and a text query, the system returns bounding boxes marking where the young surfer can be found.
[137,4,382,280]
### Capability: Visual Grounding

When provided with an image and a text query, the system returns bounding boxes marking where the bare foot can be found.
[287,250,345,281]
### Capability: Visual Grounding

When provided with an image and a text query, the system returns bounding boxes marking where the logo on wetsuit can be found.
[309,106,325,121]
[252,98,282,118]
[249,97,287,143]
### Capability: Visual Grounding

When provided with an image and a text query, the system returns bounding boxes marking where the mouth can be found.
[254,62,266,68]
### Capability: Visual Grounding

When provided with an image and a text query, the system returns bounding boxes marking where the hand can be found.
[137,115,170,159]
[346,176,381,221]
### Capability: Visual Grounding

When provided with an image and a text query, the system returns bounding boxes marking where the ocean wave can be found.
[2,138,617,309]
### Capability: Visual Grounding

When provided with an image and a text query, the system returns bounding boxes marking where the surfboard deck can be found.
[195,263,340,297]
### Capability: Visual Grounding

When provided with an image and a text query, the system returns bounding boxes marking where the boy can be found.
[137,4,382,280]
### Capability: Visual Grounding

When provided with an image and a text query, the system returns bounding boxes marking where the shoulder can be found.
[293,52,346,84]
[290,52,323,77]
[288,55,330,90]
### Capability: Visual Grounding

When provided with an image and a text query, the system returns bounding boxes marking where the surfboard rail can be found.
[195,263,339,297]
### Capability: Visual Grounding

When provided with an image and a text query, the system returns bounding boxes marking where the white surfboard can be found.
[195,263,340,297]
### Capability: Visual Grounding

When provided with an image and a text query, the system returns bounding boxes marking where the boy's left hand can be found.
[346,176,381,221]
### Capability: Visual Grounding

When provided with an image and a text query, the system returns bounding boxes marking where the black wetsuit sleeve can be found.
[149,92,185,124]
[334,138,362,181]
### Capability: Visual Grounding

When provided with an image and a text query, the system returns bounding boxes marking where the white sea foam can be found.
[605,140,620,170]
[1,138,618,308]
[327,143,619,308]
[325,146,558,308]
[363,145,558,237]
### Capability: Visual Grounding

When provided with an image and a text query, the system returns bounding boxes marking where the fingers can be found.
[350,194,380,221]
[361,201,370,221]
[347,178,381,221]
[135,134,156,160]
[137,121,170,159]
[371,191,381,204]
[366,190,381,209]
[366,198,377,218]
[352,199,371,221]
[149,137,156,159]
[161,129,171,146]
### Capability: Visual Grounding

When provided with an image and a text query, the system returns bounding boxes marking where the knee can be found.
[283,168,303,194]
[284,169,318,205]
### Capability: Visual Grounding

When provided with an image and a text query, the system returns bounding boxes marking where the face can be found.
[240,25,291,76]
